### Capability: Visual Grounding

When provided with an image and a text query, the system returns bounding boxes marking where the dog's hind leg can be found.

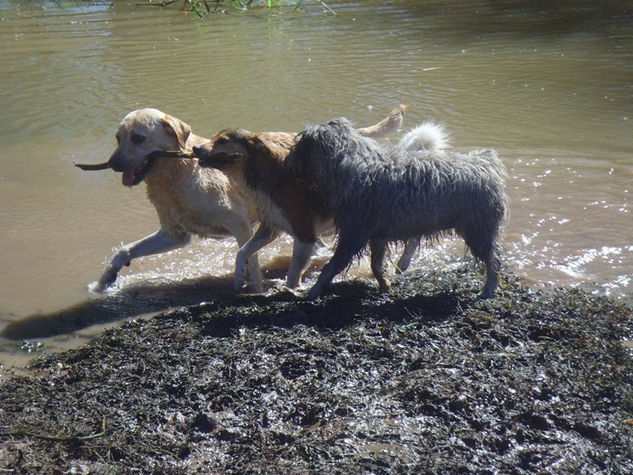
[305,233,367,300]
[234,223,278,292]
[93,229,190,292]
[287,240,316,289]
[479,244,502,299]
[462,228,501,299]
[369,238,391,292]
[395,238,419,274]
[480,262,499,300]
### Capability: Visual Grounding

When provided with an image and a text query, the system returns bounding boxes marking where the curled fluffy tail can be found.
[398,122,449,153]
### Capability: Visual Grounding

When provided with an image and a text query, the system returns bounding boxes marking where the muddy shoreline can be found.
[1,264,632,473]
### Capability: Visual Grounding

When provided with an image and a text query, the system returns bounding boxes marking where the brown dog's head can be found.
[108,108,191,187]
[192,129,253,171]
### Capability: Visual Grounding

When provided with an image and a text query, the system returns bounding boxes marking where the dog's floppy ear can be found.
[250,136,286,162]
[161,114,191,149]
[244,136,269,156]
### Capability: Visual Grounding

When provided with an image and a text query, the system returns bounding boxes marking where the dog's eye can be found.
[131,134,146,145]
[216,137,229,145]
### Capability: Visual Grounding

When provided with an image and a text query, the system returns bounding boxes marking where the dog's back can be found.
[373,147,507,239]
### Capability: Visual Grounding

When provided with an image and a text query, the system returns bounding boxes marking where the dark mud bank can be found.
[1,265,632,473]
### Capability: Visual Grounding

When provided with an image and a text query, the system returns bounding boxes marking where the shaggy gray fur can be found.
[285,118,508,300]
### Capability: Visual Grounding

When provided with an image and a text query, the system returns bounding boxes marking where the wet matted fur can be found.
[285,118,508,299]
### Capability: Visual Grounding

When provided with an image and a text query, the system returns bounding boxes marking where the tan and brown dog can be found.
[191,105,414,291]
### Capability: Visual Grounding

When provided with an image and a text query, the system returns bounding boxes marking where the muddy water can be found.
[0,1,631,369]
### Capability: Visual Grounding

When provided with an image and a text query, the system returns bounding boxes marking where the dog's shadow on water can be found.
[2,257,304,341]
[2,256,464,341]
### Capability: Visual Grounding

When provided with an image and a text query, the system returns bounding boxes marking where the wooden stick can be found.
[73,161,110,171]
[144,150,194,160]
[73,150,193,171]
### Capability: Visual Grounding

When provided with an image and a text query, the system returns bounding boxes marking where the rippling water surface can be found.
[0,0,631,368]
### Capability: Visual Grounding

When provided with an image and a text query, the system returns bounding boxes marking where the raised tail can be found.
[357,104,409,140]
[398,122,450,153]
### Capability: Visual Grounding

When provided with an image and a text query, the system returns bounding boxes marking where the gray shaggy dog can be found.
[285,118,508,300]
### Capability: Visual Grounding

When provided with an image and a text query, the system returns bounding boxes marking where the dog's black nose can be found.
[193,145,213,167]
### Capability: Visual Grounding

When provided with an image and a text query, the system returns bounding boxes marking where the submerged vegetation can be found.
[138,0,335,17]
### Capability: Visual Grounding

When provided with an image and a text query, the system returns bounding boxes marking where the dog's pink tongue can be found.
[122,170,136,187]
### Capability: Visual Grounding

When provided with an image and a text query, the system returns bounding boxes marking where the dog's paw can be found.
[243,277,265,293]
[233,276,246,292]
[477,290,495,300]
[377,278,392,293]
[305,286,323,300]
[87,280,106,294]
[278,285,305,299]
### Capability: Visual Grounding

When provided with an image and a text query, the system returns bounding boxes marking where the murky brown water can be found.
[0,0,632,369]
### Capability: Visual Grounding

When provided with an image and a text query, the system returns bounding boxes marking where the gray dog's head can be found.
[108,108,191,187]
[286,118,357,182]
[286,117,385,199]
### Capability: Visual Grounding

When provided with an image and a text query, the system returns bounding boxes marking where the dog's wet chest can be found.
[163,195,234,237]
[249,188,293,233]
[243,175,331,243]
[182,213,232,238]
[146,169,237,238]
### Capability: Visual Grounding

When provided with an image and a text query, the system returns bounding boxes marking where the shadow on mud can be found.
[1,255,461,340]
[198,287,461,342]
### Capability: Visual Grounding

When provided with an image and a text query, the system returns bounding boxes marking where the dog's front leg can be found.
[286,240,316,289]
[305,233,367,300]
[92,229,190,292]
[234,224,278,292]
[479,256,501,300]
[396,238,420,274]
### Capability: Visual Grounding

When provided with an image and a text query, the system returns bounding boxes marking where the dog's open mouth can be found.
[120,150,194,186]
[122,156,156,187]
[75,150,193,186]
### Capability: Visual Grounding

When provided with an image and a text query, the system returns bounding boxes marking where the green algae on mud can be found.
[0,264,632,473]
